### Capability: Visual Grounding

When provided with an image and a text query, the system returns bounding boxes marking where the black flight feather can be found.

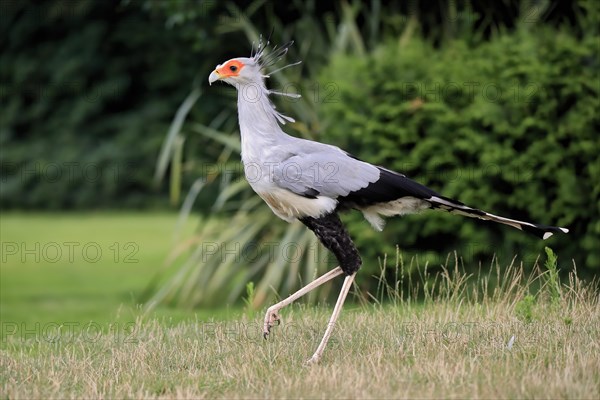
[338,167,441,208]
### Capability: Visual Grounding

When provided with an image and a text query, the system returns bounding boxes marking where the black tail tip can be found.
[522,224,569,240]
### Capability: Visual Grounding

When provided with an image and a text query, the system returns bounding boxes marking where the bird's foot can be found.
[263,307,281,339]
[305,354,321,365]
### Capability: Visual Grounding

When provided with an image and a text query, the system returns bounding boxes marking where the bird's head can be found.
[208,39,299,88]
[208,57,260,87]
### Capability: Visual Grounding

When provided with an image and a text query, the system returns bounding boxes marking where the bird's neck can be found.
[236,81,288,163]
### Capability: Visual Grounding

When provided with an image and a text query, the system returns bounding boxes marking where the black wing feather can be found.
[338,167,443,208]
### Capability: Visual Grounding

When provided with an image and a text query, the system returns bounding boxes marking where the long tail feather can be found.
[429,196,569,239]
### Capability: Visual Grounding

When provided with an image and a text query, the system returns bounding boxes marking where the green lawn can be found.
[0,212,238,339]
[3,272,599,398]
[2,213,599,398]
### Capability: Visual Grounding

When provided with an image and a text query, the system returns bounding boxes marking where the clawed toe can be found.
[263,308,282,339]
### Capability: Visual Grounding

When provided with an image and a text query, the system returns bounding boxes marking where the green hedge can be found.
[318,26,599,274]
[0,1,202,209]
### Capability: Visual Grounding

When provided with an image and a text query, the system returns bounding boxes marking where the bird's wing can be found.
[271,142,438,203]
[271,147,380,199]
[270,144,568,239]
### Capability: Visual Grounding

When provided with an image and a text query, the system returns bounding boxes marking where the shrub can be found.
[0,1,201,209]
[318,26,599,276]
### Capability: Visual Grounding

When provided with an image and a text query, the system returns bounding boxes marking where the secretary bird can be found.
[208,39,568,364]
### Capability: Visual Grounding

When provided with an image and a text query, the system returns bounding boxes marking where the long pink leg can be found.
[263,266,344,338]
[306,272,356,364]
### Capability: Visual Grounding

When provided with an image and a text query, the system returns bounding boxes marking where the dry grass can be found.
[2,257,599,399]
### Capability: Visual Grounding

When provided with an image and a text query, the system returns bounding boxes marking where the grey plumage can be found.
[270,142,380,199]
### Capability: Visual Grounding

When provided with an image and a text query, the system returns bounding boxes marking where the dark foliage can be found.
[0,0,201,209]
[319,24,599,274]
[1,0,592,210]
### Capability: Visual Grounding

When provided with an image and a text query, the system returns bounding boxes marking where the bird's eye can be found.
[229,65,238,72]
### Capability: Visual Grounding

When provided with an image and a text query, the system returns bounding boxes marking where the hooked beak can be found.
[208,70,221,85]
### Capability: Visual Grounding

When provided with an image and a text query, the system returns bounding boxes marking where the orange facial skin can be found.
[214,59,245,79]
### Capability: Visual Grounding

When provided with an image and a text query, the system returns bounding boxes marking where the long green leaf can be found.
[154,87,202,184]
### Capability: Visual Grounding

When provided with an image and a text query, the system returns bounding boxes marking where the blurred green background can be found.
[1,0,598,325]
